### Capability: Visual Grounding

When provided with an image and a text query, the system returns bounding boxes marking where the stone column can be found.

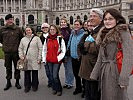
[5,0,7,12]
[20,0,22,9]
[13,0,16,12]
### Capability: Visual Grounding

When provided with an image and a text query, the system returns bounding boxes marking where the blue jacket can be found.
[67,28,84,59]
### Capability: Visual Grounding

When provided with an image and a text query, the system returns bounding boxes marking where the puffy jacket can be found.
[0,24,23,53]
[42,36,66,63]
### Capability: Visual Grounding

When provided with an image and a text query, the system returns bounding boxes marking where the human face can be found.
[104,13,117,29]
[60,19,67,28]
[49,26,57,35]
[83,22,88,30]
[87,22,94,31]
[25,28,32,36]
[6,18,14,25]
[74,21,82,31]
[89,12,101,27]
[41,27,49,33]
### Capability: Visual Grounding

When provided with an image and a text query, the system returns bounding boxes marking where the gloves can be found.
[85,35,95,42]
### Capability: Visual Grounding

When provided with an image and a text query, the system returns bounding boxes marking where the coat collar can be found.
[96,24,130,47]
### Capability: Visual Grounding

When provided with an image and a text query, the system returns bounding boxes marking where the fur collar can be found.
[96,24,130,47]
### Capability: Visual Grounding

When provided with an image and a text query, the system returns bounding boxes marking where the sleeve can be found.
[0,28,3,43]
[67,33,73,50]
[19,27,24,41]
[57,38,66,62]
[37,37,43,61]
[42,39,47,63]
[90,46,102,80]
[119,29,133,86]
[77,34,89,57]
[18,39,24,59]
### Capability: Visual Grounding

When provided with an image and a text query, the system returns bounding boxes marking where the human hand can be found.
[120,85,127,89]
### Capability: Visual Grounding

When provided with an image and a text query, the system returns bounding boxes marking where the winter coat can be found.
[40,32,49,44]
[78,25,103,80]
[90,24,133,100]
[60,27,71,46]
[67,28,84,59]
[42,36,66,63]
[18,35,42,70]
[0,24,23,53]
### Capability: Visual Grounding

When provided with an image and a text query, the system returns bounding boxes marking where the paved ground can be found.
[0,59,133,100]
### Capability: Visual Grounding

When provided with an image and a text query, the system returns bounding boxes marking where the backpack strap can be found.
[58,37,62,49]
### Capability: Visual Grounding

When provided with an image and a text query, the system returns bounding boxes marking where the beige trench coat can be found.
[18,35,42,70]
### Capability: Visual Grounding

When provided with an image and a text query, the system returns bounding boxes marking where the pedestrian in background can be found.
[19,26,42,93]
[40,23,52,88]
[60,18,74,89]
[90,8,133,100]
[0,14,23,91]
[82,21,88,31]
[42,24,66,96]
[78,20,94,98]
[67,19,84,95]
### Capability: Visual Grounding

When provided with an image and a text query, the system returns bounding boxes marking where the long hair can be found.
[49,24,61,35]
[103,8,126,25]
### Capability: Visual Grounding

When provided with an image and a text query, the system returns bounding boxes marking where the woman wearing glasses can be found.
[90,8,133,100]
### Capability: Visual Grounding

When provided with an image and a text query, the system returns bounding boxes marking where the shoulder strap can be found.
[25,35,34,56]
[59,37,62,48]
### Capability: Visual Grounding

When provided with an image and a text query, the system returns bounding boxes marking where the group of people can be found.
[0,8,133,100]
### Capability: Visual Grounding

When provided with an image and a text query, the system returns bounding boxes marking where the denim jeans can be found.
[44,63,52,86]
[48,63,62,92]
[63,56,74,86]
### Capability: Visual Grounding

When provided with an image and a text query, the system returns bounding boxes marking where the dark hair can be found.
[103,8,126,25]
[74,19,82,25]
[5,14,13,20]
[25,26,37,36]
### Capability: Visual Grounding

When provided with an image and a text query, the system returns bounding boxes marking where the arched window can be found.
[129,18,133,24]
[45,15,48,23]
[15,18,19,26]
[0,18,4,26]
[28,15,34,24]
[77,15,80,19]
[70,16,73,25]
[56,17,59,25]
[84,15,88,21]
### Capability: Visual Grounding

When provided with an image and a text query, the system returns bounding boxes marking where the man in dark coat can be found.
[0,14,23,90]
[78,8,103,100]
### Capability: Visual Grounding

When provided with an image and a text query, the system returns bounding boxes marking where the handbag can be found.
[116,43,133,74]
[17,58,28,71]
[17,35,34,71]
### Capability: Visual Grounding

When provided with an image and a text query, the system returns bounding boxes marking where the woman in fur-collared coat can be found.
[90,9,133,100]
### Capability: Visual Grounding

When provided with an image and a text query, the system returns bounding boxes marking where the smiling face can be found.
[104,13,117,29]
[25,27,32,36]
[6,18,14,25]
[89,11,102,27]
[60,19,67,28]
[74,21,82,31]
[49,26,57,35]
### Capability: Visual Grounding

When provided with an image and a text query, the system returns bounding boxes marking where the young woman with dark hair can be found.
[90,8,133,100]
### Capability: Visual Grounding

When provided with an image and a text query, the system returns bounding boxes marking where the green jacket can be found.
[0,24,23,53]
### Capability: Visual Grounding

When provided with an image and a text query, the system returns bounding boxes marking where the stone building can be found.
[0,0,133,27]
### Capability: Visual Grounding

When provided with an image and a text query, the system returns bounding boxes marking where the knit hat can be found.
[41,23,50,28]
[5,14,13,20]
[90,8,104,20]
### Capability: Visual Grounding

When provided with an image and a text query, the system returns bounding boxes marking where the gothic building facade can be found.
[0,0,133,27]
